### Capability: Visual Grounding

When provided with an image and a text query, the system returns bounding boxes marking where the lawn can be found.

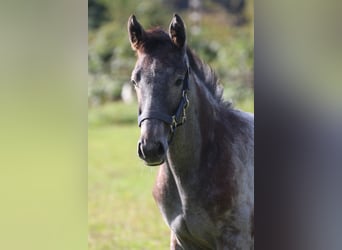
[88,99,253,249]
[88,123,170,249]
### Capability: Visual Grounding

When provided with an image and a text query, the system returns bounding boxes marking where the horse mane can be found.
[186,47,232,108]
[140,28,232,108]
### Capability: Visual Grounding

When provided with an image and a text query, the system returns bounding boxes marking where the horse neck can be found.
[166,70,219,177]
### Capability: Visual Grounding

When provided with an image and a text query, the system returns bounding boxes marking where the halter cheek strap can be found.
[137,68,190,141]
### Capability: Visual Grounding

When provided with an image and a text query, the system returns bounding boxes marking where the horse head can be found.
[128,14,189,166]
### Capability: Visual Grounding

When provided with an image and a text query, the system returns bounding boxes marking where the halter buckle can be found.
[170,115,176,131]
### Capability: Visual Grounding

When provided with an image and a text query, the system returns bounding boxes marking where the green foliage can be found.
[88,74,123,105]
[88,0,254,107]
[88,0,111,30]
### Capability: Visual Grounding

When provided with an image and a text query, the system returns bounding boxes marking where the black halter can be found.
[137,68,190,142]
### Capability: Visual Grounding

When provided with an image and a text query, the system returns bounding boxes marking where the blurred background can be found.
[88,0,253,249]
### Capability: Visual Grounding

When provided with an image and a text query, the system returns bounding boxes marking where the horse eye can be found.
[175,78,183,86]
[131,79,137,86]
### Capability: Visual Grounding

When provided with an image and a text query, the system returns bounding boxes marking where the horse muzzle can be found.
[137,139,167,166]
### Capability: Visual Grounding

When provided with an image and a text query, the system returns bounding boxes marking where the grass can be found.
[88,99,253,249]
[88,124,170,249]
[88,102,138,127]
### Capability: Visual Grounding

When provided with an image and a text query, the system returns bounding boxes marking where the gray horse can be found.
[128,14,254,249]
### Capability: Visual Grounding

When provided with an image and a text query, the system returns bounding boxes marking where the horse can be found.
[128,14,254,249]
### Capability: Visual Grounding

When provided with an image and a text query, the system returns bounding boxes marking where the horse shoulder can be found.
[227,109,254,247]
[152,163,184,226]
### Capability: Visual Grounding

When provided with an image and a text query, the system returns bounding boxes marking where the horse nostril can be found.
[157,141,165,156]
[137,140,165,160]
[138,141,145,159]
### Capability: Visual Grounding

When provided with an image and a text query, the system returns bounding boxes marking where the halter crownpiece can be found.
[137,67,190,142]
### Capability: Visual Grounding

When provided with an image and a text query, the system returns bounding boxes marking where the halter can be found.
[137,68,190,142]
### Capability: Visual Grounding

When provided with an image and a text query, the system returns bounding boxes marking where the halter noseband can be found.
[137,68,190,142]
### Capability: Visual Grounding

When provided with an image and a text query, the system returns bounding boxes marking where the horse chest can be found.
[154,175,218,248]
[168,205,217,249]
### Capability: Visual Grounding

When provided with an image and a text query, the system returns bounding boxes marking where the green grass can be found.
[88,102,138,127]
[88,124,170,249]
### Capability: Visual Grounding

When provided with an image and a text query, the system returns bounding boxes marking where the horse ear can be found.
[128,14,145,50]
[169,14,186,49]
